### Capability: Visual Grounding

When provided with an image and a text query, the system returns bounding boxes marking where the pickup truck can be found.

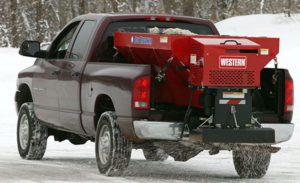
[16,13,294,178]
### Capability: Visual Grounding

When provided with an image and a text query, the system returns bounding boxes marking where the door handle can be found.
[71,71,80,77]
[51,70,60,76]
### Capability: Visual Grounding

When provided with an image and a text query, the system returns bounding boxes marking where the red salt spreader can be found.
[114,32,279,88]
[114,32,279,130]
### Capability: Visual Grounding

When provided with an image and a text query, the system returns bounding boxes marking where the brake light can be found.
[284,79,294,112]
[145,16,175,22]
[133,76,150,109]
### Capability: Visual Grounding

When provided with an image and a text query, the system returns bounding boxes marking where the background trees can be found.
[0,0,299,47]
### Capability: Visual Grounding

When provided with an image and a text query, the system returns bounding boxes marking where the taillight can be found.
[284,79,294,112]
[133,76,150,109]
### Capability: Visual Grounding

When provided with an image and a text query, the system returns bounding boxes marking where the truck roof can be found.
[71,13,219,35]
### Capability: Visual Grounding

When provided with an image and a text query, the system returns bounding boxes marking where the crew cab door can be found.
[57,20,97,134]
[33,21,81,128]
[32,58,60,125]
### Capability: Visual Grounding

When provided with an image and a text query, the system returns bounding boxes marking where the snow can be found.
[149,27,197,35]
[1,13,300,182]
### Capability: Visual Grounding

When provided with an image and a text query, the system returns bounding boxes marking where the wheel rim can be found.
[98,124,111,165]
[19,114,30,150]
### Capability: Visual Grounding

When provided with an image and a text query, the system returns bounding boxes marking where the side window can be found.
[48,21,80,59]
[69,20,96,60]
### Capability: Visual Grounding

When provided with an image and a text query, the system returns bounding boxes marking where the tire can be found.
[95,111,132,176]
[233,146,271,178]
[142,147,168,161]
[17,102,48,160]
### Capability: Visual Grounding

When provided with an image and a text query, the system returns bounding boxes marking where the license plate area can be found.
[223,91,245,99]
[213,89,252,128]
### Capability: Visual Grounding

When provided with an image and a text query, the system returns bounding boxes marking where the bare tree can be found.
[99,0,108,13]
[260,0,265,14]
[132,0,140,12]
[36,0,43,42]
[162,0,172,14]
[182,0,194,16]
[287,0,292,16]
[210,0,219,22]
[2,0,300,47]
[79,0,86,14]
[219,0,228,20]
[70,0,76,17]
[10,0,18,47]
[111,0,118,12]
[229,0,239,16]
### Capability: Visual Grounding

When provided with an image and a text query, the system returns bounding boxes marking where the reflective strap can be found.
[219,99,246,105]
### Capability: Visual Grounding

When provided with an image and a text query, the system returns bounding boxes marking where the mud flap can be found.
[200,128,275,143]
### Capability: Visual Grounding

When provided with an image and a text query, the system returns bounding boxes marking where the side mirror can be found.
[19,41,46,58]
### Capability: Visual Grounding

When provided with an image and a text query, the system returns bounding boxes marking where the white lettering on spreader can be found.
[219,56,247,69]
[220,58,246,67]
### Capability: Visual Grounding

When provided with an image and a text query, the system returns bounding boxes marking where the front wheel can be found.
[17,102,48,160]
[95,111,132,176]
[233,146,271,178]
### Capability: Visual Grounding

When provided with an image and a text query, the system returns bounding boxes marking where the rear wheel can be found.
[142,147,168,161]
[17,102,48,160]
[233,146,271,178]
[95,111,132,176]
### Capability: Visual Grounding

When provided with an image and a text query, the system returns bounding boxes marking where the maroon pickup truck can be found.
[16,13,294,178]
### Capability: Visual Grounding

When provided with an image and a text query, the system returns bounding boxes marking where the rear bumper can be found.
[133,120,294,144]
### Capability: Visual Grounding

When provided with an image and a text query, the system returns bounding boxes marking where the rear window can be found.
[97,21,214,62]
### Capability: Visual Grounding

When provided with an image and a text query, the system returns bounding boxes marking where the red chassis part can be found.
[114,32,279,108]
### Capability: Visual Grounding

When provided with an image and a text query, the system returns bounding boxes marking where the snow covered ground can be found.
[0,13,300,182]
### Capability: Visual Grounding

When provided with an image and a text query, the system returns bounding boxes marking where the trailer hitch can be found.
[231,106,240,129]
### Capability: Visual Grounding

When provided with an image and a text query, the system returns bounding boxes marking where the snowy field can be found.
[0,13,300,182]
